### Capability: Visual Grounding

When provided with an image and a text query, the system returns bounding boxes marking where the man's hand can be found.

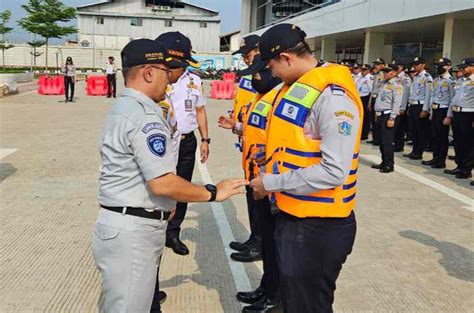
[250,173,268,200]
[215,178,248,202]
[443,117,452,126]
[201,142,209,163]
[218,115,235,130]
[386,118,395,128]
[420,111,430,119]
[250,146,266,165]
[167,207,176,221]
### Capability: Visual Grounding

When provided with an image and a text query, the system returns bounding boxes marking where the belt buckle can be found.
[180,134,185,140]
[144,208,154,213]
[432,104,439,109]
[453,106,459,112]
[375,112,382,117]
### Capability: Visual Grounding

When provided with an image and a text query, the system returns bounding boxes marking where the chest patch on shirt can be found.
[142,122,165,134]
[147,134,167,157]
[334,110,354,120]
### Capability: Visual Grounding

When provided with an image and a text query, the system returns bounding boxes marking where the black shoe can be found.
[444,168,461,175]
[361,136,368,140]
[106,95,111,98]
[69,98,74,102]
[65,98,69,103]
[380,166,394,173]
[158,291,167,304]
[455,171,472,179]
[470,181,474,186]
[394,147,404,152]
[407,141,413,146]
[231,246,262,262]
[237,286,265,304]
[409,154,422,160]
[165,238,189,256]
[431,163,446,169]
[421,159,437,166]
[371,163,384,169]
[242,296,282,313]
[448,155,456,160]
[403,153,413,158]
[230,238,252,252]
[113,95,116,98]
[425,147,433,152]
[366,140,374,144]
[372,141,380,146]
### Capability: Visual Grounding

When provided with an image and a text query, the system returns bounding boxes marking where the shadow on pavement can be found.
[0,163,17,183]
[400,230,474,283]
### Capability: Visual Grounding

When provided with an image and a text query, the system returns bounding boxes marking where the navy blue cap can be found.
[457,57,474,68]
[435,57,452,67]
[382,63,398,72]
[121,39,183,68]
[155,32,199,68]
[361,64,372,70]
[411,56,425,65]
[259,24,307,61]
[391,60,404,68]
[232,34,260,56]
[372,57,385,64]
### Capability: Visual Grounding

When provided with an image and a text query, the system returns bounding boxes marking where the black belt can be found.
[180,132,195,141]
[101,205,171,220]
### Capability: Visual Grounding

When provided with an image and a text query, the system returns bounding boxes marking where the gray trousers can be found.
[92,208,167,313]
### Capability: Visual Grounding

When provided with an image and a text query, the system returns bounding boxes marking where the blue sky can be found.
[0,0,241,43]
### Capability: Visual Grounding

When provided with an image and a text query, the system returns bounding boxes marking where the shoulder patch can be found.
[338,121,352,136]
[330,84,345,96]
[147,134,167,157]
[142,122,165,134]
[335,110,354,120]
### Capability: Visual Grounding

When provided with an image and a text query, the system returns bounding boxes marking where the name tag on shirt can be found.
[185,99,193,112]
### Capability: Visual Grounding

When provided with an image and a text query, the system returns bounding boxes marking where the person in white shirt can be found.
[103,56,117,98]
[358,64,373,139]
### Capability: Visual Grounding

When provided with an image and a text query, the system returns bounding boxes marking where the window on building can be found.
[131,17,143,27]
[200,22,207,28]
[96,17,104,25]
[164,20,173,27]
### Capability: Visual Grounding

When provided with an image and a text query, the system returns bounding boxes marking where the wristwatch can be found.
[201,138,211,144]
[205,184,217,202]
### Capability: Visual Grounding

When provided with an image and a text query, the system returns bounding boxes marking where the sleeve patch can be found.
[142,122,165,134]
[338,121,352,136]
[147,134,167,157]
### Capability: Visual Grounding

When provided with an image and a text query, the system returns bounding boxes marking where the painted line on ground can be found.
[360,154,473,212]
[196,158,253,296]
[0,149,17,160]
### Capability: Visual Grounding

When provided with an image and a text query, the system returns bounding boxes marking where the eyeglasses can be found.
[142,65,172,82]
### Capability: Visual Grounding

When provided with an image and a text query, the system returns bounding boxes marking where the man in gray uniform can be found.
[393,60,411,152]
[444,57,474,179]
[249,24,360,313]
[421,58,454,169]
[92,39,247,313]
[371,64,403,173]
[404,57,433,160]
[368,58,385,145]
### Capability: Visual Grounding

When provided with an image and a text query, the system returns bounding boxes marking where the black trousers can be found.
[431,108,450,164]
[369,96,379,144]
[408,105,431,156]
[360,95,371,139]
[256,196,279,301]
[245,185,262,244]
[107,74,116,97]
[376,114,397,168]
[394,111,408,150]
[64,76,75,100]
[150,266,162,313]
[275,211,356,313]
[452,111,474,172]
[166,132,197,239]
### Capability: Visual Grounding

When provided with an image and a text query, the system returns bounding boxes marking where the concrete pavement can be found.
[0,79,472,312]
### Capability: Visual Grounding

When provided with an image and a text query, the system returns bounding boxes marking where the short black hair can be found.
[280,40,312,58]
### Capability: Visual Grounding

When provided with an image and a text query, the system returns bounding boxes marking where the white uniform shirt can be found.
[104,63,117,75]
[166,70,206,134]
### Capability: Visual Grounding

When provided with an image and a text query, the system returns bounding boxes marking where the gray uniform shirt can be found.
[98,88,179,211]
[263,86,360,195]
[409,70,433,112]
[447,75,474,117]
[371,71,384,98]
[375,77,403,118]
[432,73,455,108]
[356,74,372,97]
[397,72,411,111]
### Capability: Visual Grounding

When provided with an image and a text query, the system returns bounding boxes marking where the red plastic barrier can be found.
[222,72,236,82]
[37,75,65,95]
[210,80,235,99]
[86,75,109,96]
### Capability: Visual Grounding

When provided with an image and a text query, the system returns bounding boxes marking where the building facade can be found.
[77,0,221,53]
[241,0,474,67]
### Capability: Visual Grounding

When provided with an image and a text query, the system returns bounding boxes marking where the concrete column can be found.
[249,0,258,33]
[240,0,252,35]
[321,37,337,62]
[363,32,385,64]
[443,17,474,66]
[384,44,393,63]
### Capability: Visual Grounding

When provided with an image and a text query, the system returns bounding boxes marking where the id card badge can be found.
[185,99,193,112]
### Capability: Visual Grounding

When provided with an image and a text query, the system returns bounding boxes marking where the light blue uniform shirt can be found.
[409,70,433,111]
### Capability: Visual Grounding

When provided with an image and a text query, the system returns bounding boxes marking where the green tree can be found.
[28,38,46,68]
[0,10,14,69]
[18,0,77,71]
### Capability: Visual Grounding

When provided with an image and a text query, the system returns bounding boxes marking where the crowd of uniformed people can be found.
[91,21,473,313]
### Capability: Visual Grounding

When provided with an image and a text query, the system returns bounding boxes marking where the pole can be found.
[92,16,96,69]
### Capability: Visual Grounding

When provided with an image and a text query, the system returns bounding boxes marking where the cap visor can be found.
[166,58,189,69]
[232,47,252,56]
[187,56,201,68]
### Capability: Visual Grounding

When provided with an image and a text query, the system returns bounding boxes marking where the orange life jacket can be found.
[265,64,363,218]
[234,75,258,123]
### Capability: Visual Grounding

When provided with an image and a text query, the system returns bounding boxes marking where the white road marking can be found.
[196,158,253,296]
[0,149,17,160]
[360,154,474,212]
